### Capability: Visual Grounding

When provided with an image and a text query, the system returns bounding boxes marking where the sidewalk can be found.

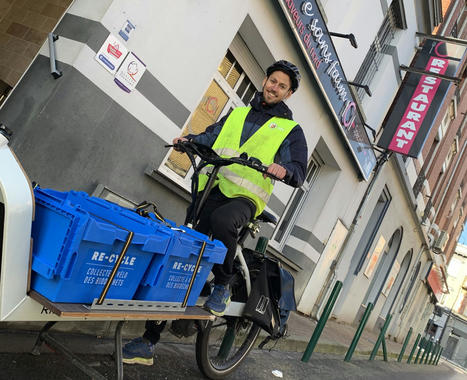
[0,311,408,361]
[278,312,406,358]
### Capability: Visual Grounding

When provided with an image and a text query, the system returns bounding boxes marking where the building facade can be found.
[0,0,466,346]
[426,243,467,368]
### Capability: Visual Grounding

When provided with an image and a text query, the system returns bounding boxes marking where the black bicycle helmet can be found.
[266,60,301,92]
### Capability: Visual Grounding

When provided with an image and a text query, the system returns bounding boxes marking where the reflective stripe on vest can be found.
[198,107,297,216]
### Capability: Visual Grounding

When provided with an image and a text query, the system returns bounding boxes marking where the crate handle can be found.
[62,251,78,280]
[31,256,56,279]
[150,263,164,287]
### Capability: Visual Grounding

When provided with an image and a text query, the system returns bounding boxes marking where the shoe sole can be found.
[122,357,154,366]
[204,297,231,317]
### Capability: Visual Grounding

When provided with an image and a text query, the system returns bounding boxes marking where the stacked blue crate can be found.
[31,187,227,306]
[135,227,226,306]
[31,187,173,303]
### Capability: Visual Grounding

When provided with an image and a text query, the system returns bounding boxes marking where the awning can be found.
[427,264,448,302]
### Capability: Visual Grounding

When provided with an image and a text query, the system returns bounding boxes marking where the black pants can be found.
[143,187,255,344]
[194,186,256,286]
[143,320,166,345]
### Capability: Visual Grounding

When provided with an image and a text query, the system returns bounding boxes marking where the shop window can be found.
[272,153,322,248]
[354,187,392,274]
[158,36,263,188]
[399,260,421,313]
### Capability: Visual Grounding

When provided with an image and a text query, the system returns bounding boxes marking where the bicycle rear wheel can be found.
[195,315,261,379]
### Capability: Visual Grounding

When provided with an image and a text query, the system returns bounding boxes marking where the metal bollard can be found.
[301,281,343,362]
[407,333,421,364]
[422,340,433,364]
[344,302,374,362]
[369,313,393,361]
[429,343,438,365]
[413,337,426,364]
[381,337,388,361]
[398,327,413,362]
[435,347,443,365]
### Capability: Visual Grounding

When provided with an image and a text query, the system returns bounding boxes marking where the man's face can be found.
[262,70,293,105]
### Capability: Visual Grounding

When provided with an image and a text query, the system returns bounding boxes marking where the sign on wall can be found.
[377,39,466,157]
[114,52,146,93]
[95,34,128,74]
[278,0,376,180]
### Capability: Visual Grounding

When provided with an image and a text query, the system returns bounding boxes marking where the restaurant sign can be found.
[279,0,376,180]
[377,39,466,157]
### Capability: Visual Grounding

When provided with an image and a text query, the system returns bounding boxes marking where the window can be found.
[442,136,459,173]
[272,153,322,249]
[352,0,404,100]
[354,187,392,274]
[399,260,421,313]
[451,21,458,38]
[158,36,263,188]
[435,109,451,142]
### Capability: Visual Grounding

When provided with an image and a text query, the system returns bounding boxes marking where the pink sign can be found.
[387,43,449,154]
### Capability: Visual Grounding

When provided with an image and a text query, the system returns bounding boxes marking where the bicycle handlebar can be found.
[165,141,282,181]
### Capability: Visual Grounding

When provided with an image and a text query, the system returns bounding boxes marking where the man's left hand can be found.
[264,163,287,180]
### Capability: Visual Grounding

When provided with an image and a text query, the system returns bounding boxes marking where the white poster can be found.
[95,34,128,74]
[114,52,146,93]
[382,260,400,296]
[364,235,386,278]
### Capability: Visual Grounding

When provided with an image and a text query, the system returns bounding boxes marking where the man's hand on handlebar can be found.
[264,163,287,180]
[172,137,189,151]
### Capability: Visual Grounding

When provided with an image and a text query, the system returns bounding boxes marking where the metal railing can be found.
[353,4,399,100]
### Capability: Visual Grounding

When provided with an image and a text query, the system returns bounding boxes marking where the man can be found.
[123,60,308,365]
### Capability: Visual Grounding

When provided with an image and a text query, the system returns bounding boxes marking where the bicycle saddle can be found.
[255,210,277,225]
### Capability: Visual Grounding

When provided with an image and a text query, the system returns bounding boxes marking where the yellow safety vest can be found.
[198,107,297,216]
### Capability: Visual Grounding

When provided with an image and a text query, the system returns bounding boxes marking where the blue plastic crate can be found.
[31,187,173,303]
[135,226,227,306]
[38,188,176,232]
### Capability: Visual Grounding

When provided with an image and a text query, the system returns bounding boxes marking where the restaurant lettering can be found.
[388,51,448,153]
[377,39,465,157]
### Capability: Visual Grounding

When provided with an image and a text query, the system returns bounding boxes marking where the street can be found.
[0,341,465,380]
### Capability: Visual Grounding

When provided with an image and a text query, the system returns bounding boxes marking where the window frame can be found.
[157,47,262,190]
[270,152,323,251]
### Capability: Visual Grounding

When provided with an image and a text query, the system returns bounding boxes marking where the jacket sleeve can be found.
[184,114,229,147]
[275,124,308,188]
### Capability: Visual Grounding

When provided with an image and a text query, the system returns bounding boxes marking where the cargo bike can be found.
[0,123,295,379]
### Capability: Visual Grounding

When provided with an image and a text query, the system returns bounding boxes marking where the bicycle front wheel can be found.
[195,316,261,379]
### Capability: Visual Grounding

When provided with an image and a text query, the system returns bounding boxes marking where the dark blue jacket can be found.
[187,92,307,187]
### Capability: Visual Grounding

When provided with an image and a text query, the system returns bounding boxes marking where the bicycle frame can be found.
[175,142,260,316]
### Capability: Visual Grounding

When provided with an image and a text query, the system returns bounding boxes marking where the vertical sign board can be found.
[377,39,466,157]
[278,0,376,180]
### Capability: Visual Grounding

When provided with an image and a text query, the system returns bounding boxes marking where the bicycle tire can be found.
[195,316,261,379]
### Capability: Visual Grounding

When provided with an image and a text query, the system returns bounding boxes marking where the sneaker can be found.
[204,284,231,316]
[122,337,155,366]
